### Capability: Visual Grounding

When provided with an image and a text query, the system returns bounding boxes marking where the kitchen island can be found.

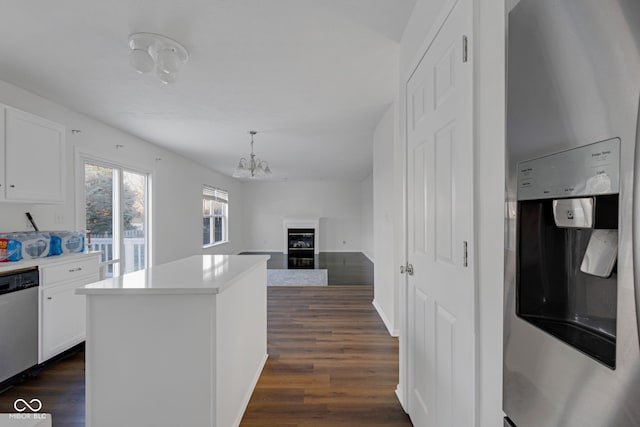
[76,254,269,427]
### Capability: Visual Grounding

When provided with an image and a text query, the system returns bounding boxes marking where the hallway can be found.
[242,285,410,426]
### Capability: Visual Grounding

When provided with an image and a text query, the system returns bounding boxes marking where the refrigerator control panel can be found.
[517,138,620,200]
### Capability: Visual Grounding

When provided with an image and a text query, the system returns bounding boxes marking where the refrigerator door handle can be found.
[633,94,640,350]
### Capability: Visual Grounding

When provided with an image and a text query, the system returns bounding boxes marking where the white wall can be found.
[395,0,506,425]
[360,173,374,261]
[372,106,397,336]
[0,80,246,266]
[243,180,366,253]
[399,0,449,76]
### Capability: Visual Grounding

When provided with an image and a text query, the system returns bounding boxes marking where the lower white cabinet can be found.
[39,255,100,362]
[41,279,90,361]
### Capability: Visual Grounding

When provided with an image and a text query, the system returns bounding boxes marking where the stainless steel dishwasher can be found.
[0,267,39,385]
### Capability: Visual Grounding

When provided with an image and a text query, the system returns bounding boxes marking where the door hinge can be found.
[462,35,468,63]
[463,241,469,267]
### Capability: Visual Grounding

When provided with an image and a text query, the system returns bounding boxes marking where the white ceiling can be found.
[0,0,415,181]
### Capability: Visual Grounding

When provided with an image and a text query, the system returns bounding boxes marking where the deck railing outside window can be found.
[89,230,145,277]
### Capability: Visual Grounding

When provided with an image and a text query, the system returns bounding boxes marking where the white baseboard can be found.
[372,299,398,337]
[232,352,269,427]
[396,385,407,413]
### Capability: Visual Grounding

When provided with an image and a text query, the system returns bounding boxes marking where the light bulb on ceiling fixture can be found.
[156,67,177,84]
[156,48,181,74]
[128,33,189,84]
[129,48,154,74]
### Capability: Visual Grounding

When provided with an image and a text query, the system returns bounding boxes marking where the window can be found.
[203,186,228,246]
[84,161,149,277]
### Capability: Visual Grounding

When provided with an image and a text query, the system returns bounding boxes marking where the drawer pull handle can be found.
[47,297,52,300]
[68,267,83,273]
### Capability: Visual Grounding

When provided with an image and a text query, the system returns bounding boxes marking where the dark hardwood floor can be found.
[0,286,409,427]
[241,252,374,286]
[241,286,411,427]
[0,349,85,426]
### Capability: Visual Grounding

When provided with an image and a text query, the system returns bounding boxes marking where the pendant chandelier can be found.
[233,131,272,179]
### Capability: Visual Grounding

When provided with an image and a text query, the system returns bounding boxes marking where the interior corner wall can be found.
[360,174,374,262]
[373,105,397,336]
[152,150,247,263]
[242,180,365,253]
[0,79,246,266]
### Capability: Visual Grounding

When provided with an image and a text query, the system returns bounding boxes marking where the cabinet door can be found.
[40,277,95,361]
[5,108,65,203]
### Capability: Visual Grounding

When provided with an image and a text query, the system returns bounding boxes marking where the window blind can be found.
[203,185,228,202]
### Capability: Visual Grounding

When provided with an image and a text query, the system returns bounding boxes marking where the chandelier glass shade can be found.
[128,32,189,84]
[233,131,272,179]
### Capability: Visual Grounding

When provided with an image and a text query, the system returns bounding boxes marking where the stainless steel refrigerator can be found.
[504,0,640,426]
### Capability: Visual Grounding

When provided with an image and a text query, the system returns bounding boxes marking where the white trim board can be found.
[373,299,398,337]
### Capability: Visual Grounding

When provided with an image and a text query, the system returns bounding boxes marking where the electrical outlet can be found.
[54,212,65,225]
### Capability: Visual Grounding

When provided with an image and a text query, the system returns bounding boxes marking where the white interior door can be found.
[405,0,475,425]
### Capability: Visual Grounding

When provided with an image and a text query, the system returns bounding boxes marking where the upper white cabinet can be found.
[2,106,65,203]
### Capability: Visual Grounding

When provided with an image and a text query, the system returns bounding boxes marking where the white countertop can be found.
[0,251,101,274]
[76,254,270,295]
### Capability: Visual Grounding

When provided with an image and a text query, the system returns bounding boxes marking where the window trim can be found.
[203,185,229,248]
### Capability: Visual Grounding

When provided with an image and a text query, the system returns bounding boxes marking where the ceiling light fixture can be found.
[233,131,272,179]
[128,32,189,84]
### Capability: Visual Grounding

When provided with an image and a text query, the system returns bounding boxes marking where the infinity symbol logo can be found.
[13,398,42,412]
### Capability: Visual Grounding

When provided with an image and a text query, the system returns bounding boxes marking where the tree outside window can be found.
[84,162,147,276]
[85,165,144,235]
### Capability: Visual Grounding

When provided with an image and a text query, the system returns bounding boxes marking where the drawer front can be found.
[42,257,99,285]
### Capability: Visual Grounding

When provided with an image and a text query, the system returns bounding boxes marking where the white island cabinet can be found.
[76,254,269,427]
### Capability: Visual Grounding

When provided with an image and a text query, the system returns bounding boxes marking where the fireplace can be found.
[288,228,314,251]
[287,228,315,269]
[283,218,319,269]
